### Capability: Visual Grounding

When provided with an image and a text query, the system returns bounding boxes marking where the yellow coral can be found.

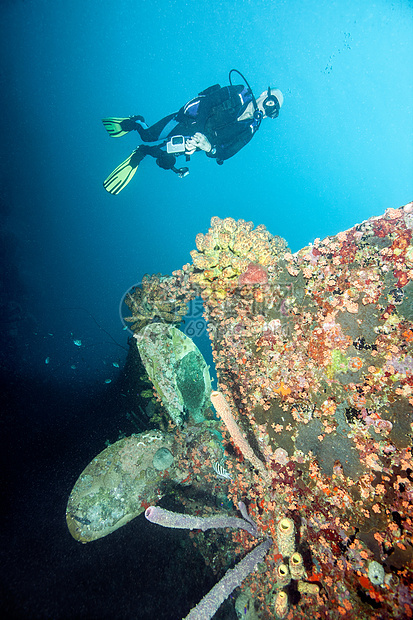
[189,217,287,305]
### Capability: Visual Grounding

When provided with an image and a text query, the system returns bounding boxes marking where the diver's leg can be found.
[102,116,148,138]
[103,114,174,140]
[136,114,179,141]
[103,146,150,194]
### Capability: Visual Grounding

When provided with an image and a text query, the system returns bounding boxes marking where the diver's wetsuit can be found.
[135,84,262,170]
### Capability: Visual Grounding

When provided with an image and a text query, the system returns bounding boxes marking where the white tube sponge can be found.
[210,391,271,484]
[145,502,272,620]
[184,538,272,620]
[145,505,258,537]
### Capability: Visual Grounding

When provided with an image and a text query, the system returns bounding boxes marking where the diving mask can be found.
[262,87,283,118]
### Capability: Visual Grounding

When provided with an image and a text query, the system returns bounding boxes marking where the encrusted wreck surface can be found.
[123,273,188,334]
[66,431,187,542]
[67,425,227,543]
[135,323,212,425]
[176,203,413,619]
[68,202,413,618]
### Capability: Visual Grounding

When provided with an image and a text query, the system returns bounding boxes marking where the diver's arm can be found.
[206,127,254,162]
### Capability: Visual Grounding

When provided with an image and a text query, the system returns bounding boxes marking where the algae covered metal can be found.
[66,430,188,543]
[134,323,211,425]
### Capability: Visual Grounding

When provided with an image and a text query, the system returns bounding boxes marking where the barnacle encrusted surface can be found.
[66,424,227,543]
[66,431,189,542]
[134,323,212,425]
[123,273,189,333]
[191,204,413,619]
[68,204,413,619]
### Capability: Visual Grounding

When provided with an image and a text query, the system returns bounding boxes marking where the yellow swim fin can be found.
[103,148,146,195]
[102,115,146,138]
[102,117,132,138]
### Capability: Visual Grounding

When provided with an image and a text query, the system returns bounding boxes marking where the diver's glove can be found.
[185,132,212,154]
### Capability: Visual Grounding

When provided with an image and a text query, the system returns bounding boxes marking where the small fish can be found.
[213,460,232,480]
[104,379,112,384]
[73,339,82,347]
[112,362,119,368]
[71,364,76,369]
[45,357,50,364]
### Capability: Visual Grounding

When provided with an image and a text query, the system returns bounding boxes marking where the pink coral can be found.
[238,263,268,286]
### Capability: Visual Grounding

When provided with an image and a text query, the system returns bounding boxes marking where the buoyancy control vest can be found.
[180,84,253,134]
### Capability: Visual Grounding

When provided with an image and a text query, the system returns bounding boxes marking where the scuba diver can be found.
[102,70,283,195]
